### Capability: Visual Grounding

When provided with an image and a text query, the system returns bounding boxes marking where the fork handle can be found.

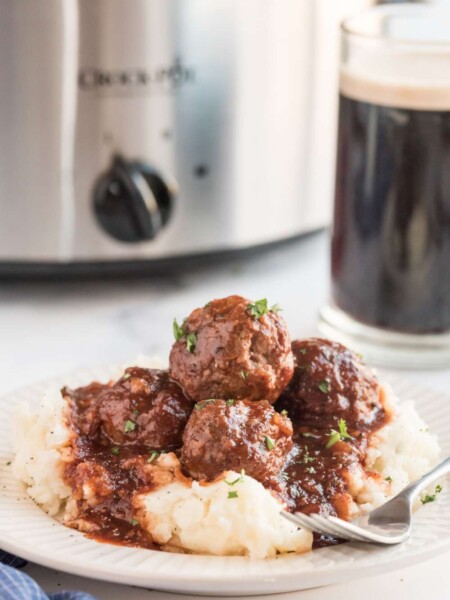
[400,456,450,503]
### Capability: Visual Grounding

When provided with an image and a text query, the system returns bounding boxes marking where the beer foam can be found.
[340,68,450,111]
[341,5,450,111]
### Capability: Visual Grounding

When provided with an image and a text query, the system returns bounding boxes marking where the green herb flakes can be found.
[280,409,288,417]
[122,373,131,380]
[130,518,139,526]
[241,371,248,380]
[306,466,316,474]
[227,491,239,499]
[326,418,352,449]
[147,451,160,463]
[270,303,283,313]
[195,399,216,411]
[247,298,269,319]
[325,430,341,449]
[302,450,315,464]
[111,446,120,455]
[247,298,282,319]
[264,436,275,451]
[385,476,393,483]
[421,484,443,505]
[173,318,185,341]
[186,332,197,353]
[226,399,236,406]
[124,420,136,433]
[225,470,245,486]
[318,380,330,394]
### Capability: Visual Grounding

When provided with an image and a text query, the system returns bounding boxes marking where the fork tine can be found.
[281,511,410,545]
[280,511,316,533]
[280,511,330,536]
[308,515,347,539]
[327,516,405,544]
[281,511,369,542]
[311,515,367,542]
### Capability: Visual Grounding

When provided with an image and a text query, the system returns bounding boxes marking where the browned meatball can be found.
[276,338,384,432]
[180,398,293,482]
[94,367,194,449]
[169,295,294,403]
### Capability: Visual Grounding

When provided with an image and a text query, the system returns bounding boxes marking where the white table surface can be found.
[1,231,449,599]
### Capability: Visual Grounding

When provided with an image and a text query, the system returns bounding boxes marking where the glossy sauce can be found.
[62,383,159,550]
[62,370,389,552]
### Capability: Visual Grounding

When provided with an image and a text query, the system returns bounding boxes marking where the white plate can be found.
[0,366,449,597]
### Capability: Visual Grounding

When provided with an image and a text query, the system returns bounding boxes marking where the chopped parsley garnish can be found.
[111,446,120,455]
[421,485,443,505]
[280,409,288,417]
[318,380,330,394]
[173,318,185,341]
[147,451,160,463]
[326,432,340,447]
[385,476,393,483]
[326,418,352,449]
[247,299,282,320]
[124,420,136,433]
[225,469,245,486]
[248,298,268,319]
[241,371,248,380]
[226,399,235,406]
[302,448,315,464]
[280,471,289,481]
[306,466,316,474]
[264,436,275,451]
[270,304,282,313]
[122,372,131,380]
[130,518,139,526]
[186,332,197,353]
[195,399,216,411]
[227,491,239,499]
[299,348,307,355]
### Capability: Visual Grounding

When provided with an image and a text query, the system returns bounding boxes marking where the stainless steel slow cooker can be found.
[0,0,374,275]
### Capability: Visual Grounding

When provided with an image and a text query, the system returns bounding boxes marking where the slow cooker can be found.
[0,0,374,276]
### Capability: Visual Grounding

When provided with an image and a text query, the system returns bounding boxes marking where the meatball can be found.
[93,367,193,449]
[276,338,383,432]
[180,398,293,482]
[169,295,294,403]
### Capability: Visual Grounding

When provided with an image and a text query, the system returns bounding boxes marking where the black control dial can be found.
[93,155,174,243]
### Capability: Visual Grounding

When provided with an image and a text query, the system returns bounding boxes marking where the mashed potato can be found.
[135,466,312,558]
[12,386,72,516]
[357,387,440,512]
[12,371,441,559]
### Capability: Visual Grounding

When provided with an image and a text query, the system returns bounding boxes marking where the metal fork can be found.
[281,456,450,544]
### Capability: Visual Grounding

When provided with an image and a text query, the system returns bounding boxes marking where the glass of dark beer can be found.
[319,4,450,368]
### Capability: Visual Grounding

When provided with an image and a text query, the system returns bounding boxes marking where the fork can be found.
[281,456,450,544]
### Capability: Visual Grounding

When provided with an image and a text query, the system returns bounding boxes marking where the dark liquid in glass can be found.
[332,87,450,334]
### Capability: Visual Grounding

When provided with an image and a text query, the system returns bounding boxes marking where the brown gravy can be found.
[61,379,389,552]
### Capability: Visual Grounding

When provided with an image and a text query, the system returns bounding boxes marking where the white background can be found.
[1,231,449,599]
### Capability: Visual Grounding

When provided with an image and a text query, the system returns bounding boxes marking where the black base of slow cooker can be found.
[0,229,324,280]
